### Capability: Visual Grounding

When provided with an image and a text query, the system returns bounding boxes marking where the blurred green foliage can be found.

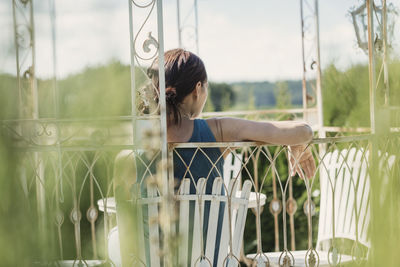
[0,75,38,266]
[274,81,292,110]
[322,60,400,128]
[208,82,236,112]
[231,80,306,110]
[38,61,138,118]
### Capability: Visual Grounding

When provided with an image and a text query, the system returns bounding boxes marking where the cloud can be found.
[1,0,399,81]
[196,6,303,82]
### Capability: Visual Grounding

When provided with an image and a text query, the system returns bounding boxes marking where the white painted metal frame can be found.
[176,0,200,54]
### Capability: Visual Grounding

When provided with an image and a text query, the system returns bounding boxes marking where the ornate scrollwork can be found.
[143,32,158,53]
[351,242,365,264]
[16,24,31,49]
[70,208,82,224]
[132,0,159,61]
[328,246,341,266]
[303,199,316,216]
[253,256,270,267]
[221,255,239,267]
[129,253,146,267]
[131,0,154,9]
[181,26,197,49]
[22,66,33,79]
[279,250,295,267]
[86,206,99,223]
[195,255,212,267]
[36,123,54,137]
[305,248,320,267]
[54,209,64,226]
[286,197,298,215]
[269,198,282,215]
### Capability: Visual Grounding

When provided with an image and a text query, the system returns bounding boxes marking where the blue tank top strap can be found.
[188,119,217,142]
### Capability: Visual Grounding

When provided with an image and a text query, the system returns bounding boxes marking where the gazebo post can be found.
[12,0,48,261]
[367,0,377,134]
[314,0,325,139]
[176,0,200,54]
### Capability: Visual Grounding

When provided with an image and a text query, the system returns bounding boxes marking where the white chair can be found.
[247,148,374,266]
[317,148,370,250]
[98,152,266,214]
[101,150,265,266]
[109,177,252,267]
[223,152,266,209]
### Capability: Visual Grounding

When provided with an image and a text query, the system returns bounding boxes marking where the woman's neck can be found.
[167,116,194,143]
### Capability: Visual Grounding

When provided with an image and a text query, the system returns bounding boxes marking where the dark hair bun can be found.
[165,87,178,106]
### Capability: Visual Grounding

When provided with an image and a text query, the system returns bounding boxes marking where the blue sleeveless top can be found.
[139,119,225,267]
[173,119,225,193]
[174,119,225,267]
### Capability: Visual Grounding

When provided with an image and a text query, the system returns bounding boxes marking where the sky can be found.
[0,0,399,82]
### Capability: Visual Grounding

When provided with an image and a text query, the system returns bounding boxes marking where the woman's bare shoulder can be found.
[205,117,222,142]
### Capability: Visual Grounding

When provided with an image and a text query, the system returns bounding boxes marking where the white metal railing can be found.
[3,121,398,266]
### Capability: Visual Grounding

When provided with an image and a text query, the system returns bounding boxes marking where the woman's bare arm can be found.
[211,117,313,145]
[207,117,316,179]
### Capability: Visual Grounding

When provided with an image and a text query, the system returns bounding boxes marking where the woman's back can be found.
[174,119,224,193]
[170,119,224,267]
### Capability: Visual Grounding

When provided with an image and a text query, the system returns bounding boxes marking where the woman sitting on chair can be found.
[111,48,316,267]
[142,48,317,266]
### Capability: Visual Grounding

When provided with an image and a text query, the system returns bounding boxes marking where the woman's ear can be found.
[192,81,202,98]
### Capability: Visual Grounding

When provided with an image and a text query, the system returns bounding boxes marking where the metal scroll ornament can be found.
[269,198,282,215]
[286,198,298,216]
[131,0,159,61]
[143,32,158,53]
[16,24,31,49]
[303,199,316,216]
[70,208,82,224]
[54,209,64,226]
[328,246,340,266]
[252,253,270,267]
[305,248,320,267]
[279,250,294,267]
[86,206,98,223]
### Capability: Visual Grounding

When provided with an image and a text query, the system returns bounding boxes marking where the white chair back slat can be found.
[191,178,207,266]
[349,149,363,233]
[227,177,239,198]
[223,153,243,188]
[317,151,330,244]
[178,179,191,267]
[228,177,239,237]
[317,149,338,247]
[147,185,161,267]
[334,149,349,232]
[216,177,243,267]
[317,148,372,250]
[349,150,362,239]
[108,227,122,267]
[216,193,231,267]
[204,177,224,265]
[231,180,252,259]
[338,148,355,236]
[358,150,370,246]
